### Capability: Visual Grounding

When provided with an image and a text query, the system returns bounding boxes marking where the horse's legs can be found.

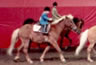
[93,48,96,54]
[49,39,66,62]
[60,35,64,49]
[60,31,64,49]
[87,42,95,62]
[40,45,50,62]
[23,39,33,64]
[60,30,72,49]
[65,35,72,46]
[65,30,72,48]
[14,43,24,61]
[64,35,72,50]
[28,39,32,52]
[28,40,41,52]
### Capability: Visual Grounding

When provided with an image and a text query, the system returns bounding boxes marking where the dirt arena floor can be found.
[0,48,96,65]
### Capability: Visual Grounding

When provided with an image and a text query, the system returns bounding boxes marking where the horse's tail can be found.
[75,29,89,56]
[7,28,20,56]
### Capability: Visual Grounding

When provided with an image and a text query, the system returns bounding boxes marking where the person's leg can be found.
[43,24,48,33]
[43,24,46,32]
[45,24,48,33]
[41,25,45,33]
[52,17,65,24]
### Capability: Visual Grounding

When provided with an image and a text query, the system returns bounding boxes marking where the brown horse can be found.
[39,17,84,62]
[60,18,84,49]
[27,17,84,51]
[7,15,80,64]
[75,25,96,62]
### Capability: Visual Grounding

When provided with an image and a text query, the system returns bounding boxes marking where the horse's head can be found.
[73,17,84,33]
[64,15,81,34]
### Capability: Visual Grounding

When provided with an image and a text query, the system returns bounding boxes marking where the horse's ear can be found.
[73,17,79,23]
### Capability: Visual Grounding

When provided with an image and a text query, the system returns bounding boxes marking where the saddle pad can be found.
[33,24,41,32]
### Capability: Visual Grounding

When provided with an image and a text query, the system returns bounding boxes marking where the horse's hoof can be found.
[13,58,20,62]
[28,60,33,64]
[40,58,44,62]
[88,59,94,62]
[61,59,66,63]
[75,53,79,56]
[14,56,20,62]
[29,61,33,64]
[60,55,66,63]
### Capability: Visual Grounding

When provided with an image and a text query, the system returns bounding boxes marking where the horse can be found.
[60,18,84,49]
[27,17,84,51]
[75,25,96,62]
[7,15,80,64]
[39,17,84,62]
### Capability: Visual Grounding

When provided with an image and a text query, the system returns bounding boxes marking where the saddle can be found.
[33,23,50,34]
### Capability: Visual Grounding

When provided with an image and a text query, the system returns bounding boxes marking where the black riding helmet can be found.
[44,7,50,11]
[53,2,58,6]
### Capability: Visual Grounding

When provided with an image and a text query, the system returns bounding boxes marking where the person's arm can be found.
[43,14,52,21]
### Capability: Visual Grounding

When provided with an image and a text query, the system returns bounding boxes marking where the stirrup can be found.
[42,32,48,35]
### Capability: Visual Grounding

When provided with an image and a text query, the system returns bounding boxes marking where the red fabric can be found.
[0,0,96,7]
[0,0,96,48]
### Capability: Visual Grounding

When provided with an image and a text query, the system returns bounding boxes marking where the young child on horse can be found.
[39,7,52,33]
[51,2,65,24]
[52,2,62,21]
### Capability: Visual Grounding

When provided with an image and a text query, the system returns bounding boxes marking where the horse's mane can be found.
[73,17,80,24]
[23,18,36,25]
[73,17,84,28]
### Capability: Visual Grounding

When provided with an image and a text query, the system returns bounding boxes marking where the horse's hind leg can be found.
[28,39,32,52]
[60,31,64,49]
[87,42,95,62]
[14,43,24,61]
[40,45,50,62]
[93,48,96,54]
[23,39,33,64]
